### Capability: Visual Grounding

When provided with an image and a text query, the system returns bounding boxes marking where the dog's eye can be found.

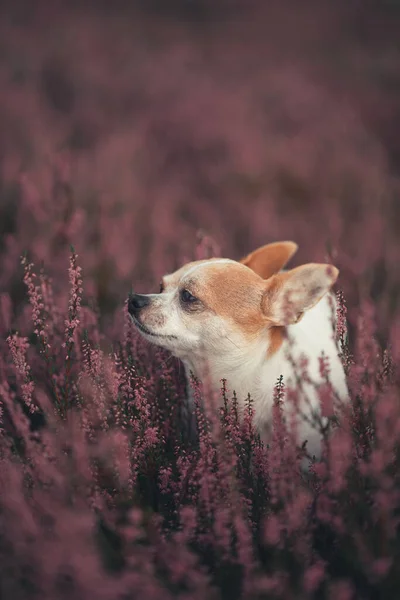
[159,281,165,293]
[180,289,197,303]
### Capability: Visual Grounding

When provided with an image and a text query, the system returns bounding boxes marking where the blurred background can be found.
[0,0,399,336]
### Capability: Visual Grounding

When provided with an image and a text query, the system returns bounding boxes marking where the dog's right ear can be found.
[240,241,298,280]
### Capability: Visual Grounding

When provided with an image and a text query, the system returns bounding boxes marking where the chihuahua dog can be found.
[128,241,348,458]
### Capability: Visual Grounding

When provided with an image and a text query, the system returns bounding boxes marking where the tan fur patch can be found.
[181,261,267,341]
[266,325,285,357]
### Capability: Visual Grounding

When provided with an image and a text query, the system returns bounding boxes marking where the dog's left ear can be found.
[240,241,298,279]
[262,263,339,326]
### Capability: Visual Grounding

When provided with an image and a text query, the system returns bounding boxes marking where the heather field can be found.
[1,1,400,599]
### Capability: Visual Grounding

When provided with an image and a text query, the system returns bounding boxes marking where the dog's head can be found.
[128,241,338,365]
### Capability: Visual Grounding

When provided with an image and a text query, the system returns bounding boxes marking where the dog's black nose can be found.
[128,293,150,316]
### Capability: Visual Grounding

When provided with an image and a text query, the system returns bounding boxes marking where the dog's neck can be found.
[182,333,269,398]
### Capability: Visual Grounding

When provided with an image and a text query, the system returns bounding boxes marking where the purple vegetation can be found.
[0,2,400,599]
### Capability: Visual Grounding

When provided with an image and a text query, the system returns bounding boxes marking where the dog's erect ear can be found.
[262,263,339,326]
[240,241,298,279]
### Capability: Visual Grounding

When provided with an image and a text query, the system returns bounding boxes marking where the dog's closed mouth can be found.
[129,314,178,340]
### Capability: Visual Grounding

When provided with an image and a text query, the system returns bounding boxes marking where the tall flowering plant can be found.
[0,243,399,599]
